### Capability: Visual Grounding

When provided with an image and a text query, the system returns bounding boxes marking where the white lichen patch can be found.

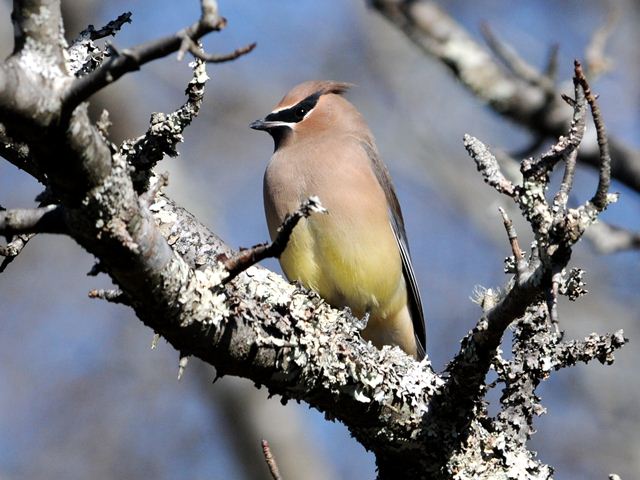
[176,261,230,327]
[245,267,296,306]
[188,59,210,84]
[19,37,66,82]
[28,6,52,28]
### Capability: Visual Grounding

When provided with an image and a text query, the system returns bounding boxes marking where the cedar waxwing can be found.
[250,81,426,360]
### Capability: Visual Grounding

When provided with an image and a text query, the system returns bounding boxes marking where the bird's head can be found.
[250,80,356,150]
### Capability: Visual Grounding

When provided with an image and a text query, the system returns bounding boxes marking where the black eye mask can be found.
[265,92,321,124]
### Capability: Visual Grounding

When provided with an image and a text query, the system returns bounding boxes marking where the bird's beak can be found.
[249,119,291,131]
[249,119,269,131]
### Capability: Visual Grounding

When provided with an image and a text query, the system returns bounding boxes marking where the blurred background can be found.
[0,1,639,478]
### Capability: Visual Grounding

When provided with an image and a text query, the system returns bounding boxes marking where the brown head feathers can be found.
[274,80,354,111]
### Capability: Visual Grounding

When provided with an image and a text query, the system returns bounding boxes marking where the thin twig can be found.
[533,73,587,174]
[88,288,128,305]
[463,135,516,197]
[223,197,327,283]
[0,233,33,273]
[574,61,612,211]
[62,0,253,118]
[543,43,559,81]
[178,355,189,380]
[71,12,132,43]
[498,207,527,278]
[261,439,282,480]
[140,172,170,206]
[480,22,554,93]
[585,8,619,78]
[177,34,256,62]
[552,149,579,215]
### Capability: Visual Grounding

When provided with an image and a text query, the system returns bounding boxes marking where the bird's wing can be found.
[359,140,427,359]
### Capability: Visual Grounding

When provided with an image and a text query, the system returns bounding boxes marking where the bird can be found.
[250,81,426,360]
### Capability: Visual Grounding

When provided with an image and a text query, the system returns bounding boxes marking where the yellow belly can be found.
[279,215,406,323]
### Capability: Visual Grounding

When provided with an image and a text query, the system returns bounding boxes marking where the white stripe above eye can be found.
[270,103,298,114]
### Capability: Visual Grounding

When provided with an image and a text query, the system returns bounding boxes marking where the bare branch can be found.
[534,76,587,174]
[574,61,612,211]
[585,8,619,78]
[480,22,554,93]
[552,149,578,217]
[223,197,327,283]
[12,0,66,64]
[448,63,619,422]
[370,0,640,194]
[587,222,640,254]
[0,205,67,235]
[0,233,33,273]
[262,440,283,480]
[463,135,516,197]
[498,207,527,278]
[177,34,256,63]
[88,288,128,305]
[121,56,208,191]
[72,11,132,42]
[61,0,253,117]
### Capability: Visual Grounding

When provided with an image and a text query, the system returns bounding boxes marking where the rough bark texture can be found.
[0,1,626,478]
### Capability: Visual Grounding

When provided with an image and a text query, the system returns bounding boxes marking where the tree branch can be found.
[261,439,283,480]
[12,0,66,64]
[370,0,640,194]
[575,61,612,211]
[0,2,627,478]
[222,197,327,283]
[435,65,618,462]
[587,222,640,254]
[61,0,253,118]
[0,204,67,235]
[121,56,209,191]
[74,11,132,42]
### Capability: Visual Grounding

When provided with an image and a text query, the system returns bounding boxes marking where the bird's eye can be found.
[294,106,307,120]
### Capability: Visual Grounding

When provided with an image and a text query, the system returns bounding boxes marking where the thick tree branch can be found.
[0,204,67,235]
[12,0,66,64]
[0,2,627,478]
[370,0,640,194]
